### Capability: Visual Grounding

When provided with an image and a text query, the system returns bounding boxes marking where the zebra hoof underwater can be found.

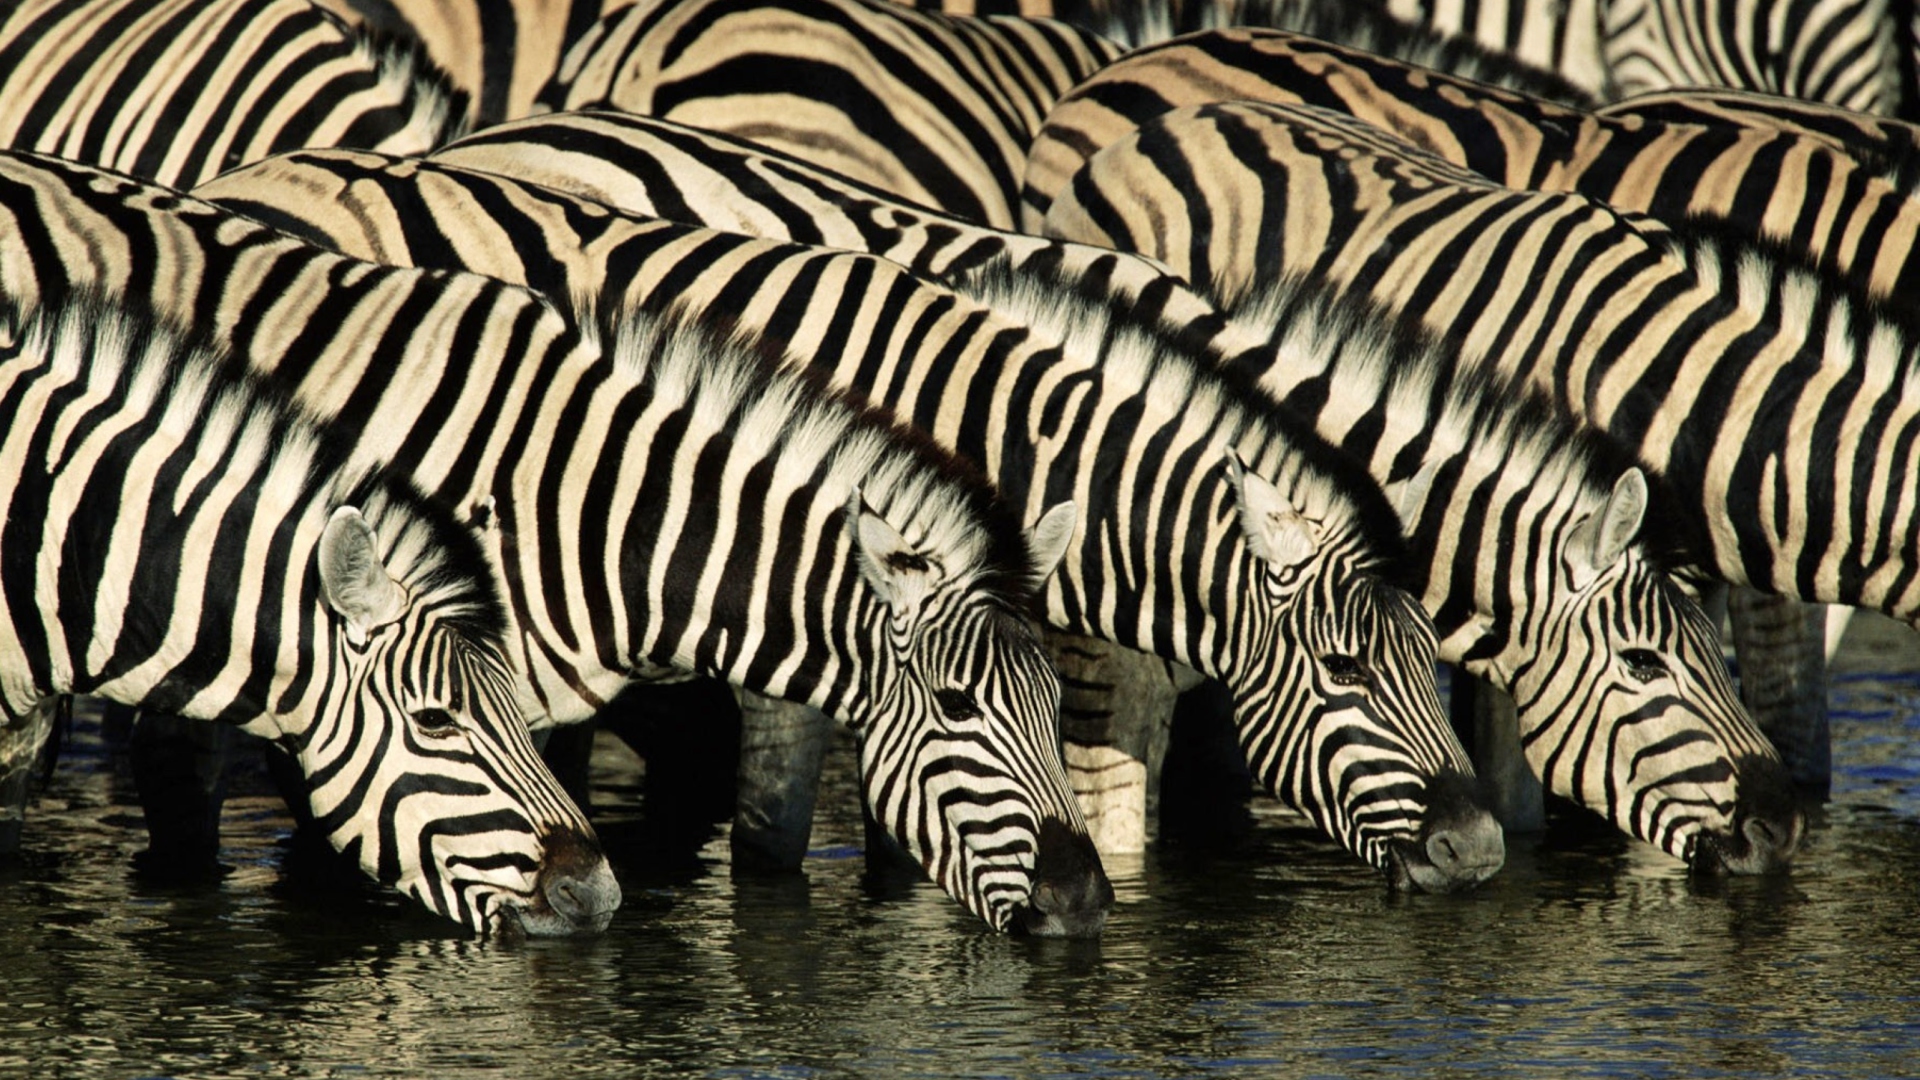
[1384,769,1507,893]
[1686,754,1805,875]
[1010,818,1114,938]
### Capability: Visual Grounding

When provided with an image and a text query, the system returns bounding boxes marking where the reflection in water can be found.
[4,618,1920,1078]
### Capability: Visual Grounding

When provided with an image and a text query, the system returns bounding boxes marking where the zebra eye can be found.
[934,688,982,721]
[1620,649,1668,682]
[412,707,463,738]
[1322,654,1369,686]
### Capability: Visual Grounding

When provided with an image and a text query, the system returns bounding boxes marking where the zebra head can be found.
[1486,469,1804,874]
[845,493,1112,937]
[303,502,620,937]
[1222,451,1504,892]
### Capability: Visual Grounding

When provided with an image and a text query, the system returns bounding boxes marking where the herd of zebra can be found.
[0,0,1915,941]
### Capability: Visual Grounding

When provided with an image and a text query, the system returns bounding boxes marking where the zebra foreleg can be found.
[1158,677,1256,847]
[731,688,836,873]
[0,695,63,855]
[598,679,743,866]
[1448,673,1546,832]
[1727,588,1831,798]
[129,710,252,879]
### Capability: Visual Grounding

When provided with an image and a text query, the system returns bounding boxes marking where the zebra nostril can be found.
[1427,832,1461,870]
[1032,882,1064,914]
[548,879,586,919]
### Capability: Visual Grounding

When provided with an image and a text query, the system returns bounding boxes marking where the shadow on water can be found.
[5,618,1920,1078]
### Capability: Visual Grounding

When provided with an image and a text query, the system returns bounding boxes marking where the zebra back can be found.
[0,288,615,937]
[896,0,1602,99]
[0,0,471,188]
[0,149,1109,934]
[1021,27,1920,298]
[543,0,1123,227]
[310,0,613,124]
[1599,87,1920,190]
[197,144,1503,891]
[1045,97,1920,628]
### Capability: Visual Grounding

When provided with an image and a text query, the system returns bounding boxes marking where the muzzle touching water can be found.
[1385,769,1506,893]
[1688,753,1804,875]
[1011,817,1114,937]
[502,826,622,936]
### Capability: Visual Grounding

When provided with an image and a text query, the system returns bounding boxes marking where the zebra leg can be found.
[0,696,63,855]
[130,710,247,879]
[1449,672,1546,832]
[1158,677,1256,846]
[731,687,835,873]
[1050,632,1182,855]
[600,679,743,865]
[1727,588,1831,798]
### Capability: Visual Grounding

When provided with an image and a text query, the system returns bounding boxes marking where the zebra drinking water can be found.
[349,110,1797,871]
[193,145,1504,891]
[0,150,1109,935]
[0,288,619,937]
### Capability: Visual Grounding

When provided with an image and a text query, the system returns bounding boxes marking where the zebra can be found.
[0,0,471,189]
[0,150,1111,936]
[539,0,1124,229]
[1597,0,1901,109]
[1019,27,1920,297]
[1595,87,1920,189]
[910,0,1902,112]
[896,0,1602,99]
[193,145,1508,892]
[1371,0,1898,110]
[0,0,480,863]
[376,107,1802,870]
[1017,32,1920,774]
[308,0,611,125]
[1,286,620,937]
[1041,96,1920,790]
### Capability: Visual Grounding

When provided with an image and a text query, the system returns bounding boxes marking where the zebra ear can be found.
[1025,501,1077,587]
[319,506,408,636]
[1393,458,1442,523]
[848,488,935,613]
[1567,468,1648,588]
[1226,450,1318,569]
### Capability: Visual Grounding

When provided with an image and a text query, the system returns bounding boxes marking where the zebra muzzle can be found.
[512,827,622,935]
[1689,753,1805,875]
[1386,769,1506,893]
[1012,817,1114,938]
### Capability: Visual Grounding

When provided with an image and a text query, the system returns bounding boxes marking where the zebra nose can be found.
[537,827,622,933]
[1014,817,1114,938]
[1390,769,1505,892]
[1692,754,1804,875]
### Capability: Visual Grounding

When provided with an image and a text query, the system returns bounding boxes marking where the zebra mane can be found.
[1186,2,1599,106]
[949,253,1418,583]
[1227,272,1706,573]
[340,11,475,146]
[580,298,1044,606]
[19,288,508,643]
[1659,210,1920,364]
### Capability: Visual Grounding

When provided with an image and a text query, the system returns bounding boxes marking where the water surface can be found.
[3,618,1918,1079]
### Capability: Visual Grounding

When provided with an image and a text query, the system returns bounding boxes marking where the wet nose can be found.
[1693,754,1804,875]
[535,827,622,933]
[1391,769,1506,892]
[1015,817,1114,938]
